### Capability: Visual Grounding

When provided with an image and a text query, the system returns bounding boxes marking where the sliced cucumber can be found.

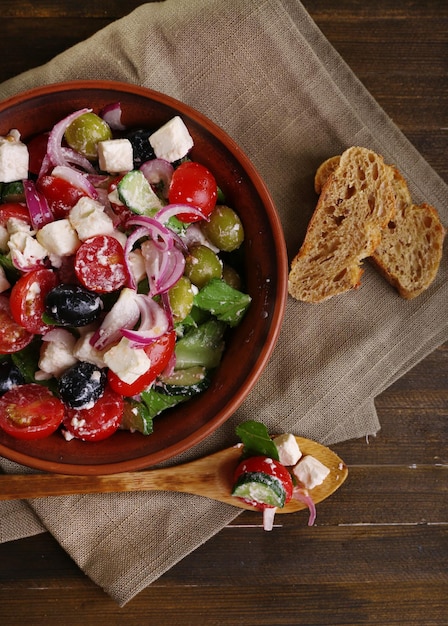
[232,471,287,508]
[118,170,162,215]
[157,365,210,396]
[174,319,226,370]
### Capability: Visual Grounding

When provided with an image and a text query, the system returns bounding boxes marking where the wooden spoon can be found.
[0,436,347,513]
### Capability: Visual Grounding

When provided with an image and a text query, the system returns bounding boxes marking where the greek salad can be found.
[0,105,251,443]
[232,421,331,531]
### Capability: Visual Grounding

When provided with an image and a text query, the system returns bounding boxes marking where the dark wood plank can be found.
[0,1,447,624]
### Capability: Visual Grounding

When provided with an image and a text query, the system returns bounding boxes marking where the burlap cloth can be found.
[0,0,447,606]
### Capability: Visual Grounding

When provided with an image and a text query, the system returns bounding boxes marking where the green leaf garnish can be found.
[194,278,251,327]
[235,420,279,460]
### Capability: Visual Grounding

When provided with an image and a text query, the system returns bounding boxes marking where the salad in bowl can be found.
[0,81,287,473]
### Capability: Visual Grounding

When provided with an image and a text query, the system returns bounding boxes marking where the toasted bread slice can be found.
[288,146,396,302]
[314,155,446,299]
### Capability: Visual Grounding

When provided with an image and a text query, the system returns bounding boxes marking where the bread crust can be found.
[292,149,446,301]
[288,147,396,302]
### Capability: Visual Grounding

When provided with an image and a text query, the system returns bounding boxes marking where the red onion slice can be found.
[51,165,98,199]
[124,226,152,289]
[139,159,174,199]
[40,108,92,177]
[262,507,277,531]
[155,203,207,224]
[91,287,140,351]
[120,294,169,347]
[22,179,54,229]
[141,239,185,296]
[292,486,317,526]
[126,215,175,248]
[61,147,97,174]
[100,102,126,131]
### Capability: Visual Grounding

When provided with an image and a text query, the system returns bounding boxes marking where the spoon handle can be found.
[0,446,240,504]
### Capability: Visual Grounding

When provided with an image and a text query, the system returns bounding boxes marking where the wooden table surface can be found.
[0,2,447,624]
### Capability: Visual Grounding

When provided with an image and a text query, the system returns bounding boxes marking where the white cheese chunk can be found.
[38,334,78,377]
[149,116,194,162]
[0,130,29,183]
[98,138,134,173]
[273,433,302,466]
[36,218,80,257]
[292,455,330,490]
[6,216,33,236]
[8,230,47,269]
[103,337,151,385]
[69,196,115,241]
[72,331,107,369]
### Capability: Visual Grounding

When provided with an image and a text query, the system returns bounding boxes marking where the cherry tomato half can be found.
[74,235,129,293]
[168,161,217,223]
[0,383,64,440]
[9,268,59,335]
[233,456,294,510]
[107,330,176,397]
[0,202,31,227]
[62,385,124,442]
[36,175,86,219]
[0,295,34,354]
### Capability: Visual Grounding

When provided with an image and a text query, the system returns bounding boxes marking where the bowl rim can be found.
[0,80,288,474]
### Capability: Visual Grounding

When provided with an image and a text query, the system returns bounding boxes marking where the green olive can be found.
[222,264,242,290]
[64,112,112,159]
[168,276,194,322]
[201,205,244,251]
[184,244,222,289]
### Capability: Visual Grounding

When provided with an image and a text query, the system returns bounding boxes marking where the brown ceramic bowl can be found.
[0,80,287,474]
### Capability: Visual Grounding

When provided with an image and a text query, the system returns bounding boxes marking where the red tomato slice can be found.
[9,268,59,335]
[0,295,34,354]
[168,161,217,223]
[0,202,31,226]
[74,235,129,293]
[36,175,86,219]
[27,132,49,176]
[107,330,176,396]
[62,385,124,442]
[0,383,64,440]
[233,456,294,509]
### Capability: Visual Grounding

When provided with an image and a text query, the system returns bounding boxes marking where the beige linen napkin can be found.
[0,0,447,606]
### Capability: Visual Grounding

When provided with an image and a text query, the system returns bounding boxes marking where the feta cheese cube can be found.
[103,337,151,385]
[149,116,194,162]
[0,130,29,183]
[8,230,47,269]
[273,433,302,466]
[292,455,330,490]
[69,197,115,241]
[73,332,107,369]
[36,219,80,257]
[38,334,78,377]
[98,138,133,173]
[6,217,33,236]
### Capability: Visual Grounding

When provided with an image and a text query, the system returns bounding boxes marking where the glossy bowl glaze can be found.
[0,80,287,474]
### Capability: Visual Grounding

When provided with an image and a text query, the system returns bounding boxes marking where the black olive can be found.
[126,128,156,167]
[0,360,25,396]
[45,284,103,327]
[58,361,106,409]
